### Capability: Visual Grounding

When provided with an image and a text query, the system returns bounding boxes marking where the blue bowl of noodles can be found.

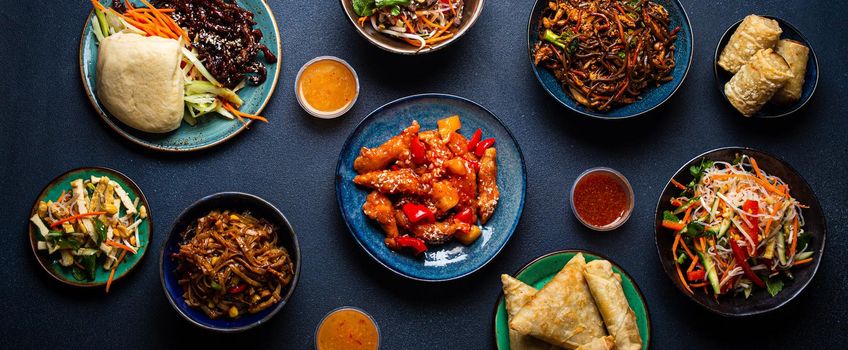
[527,0,693,119]
[159,192,301,332]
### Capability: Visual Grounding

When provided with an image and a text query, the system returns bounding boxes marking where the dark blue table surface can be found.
[2,1,846,349]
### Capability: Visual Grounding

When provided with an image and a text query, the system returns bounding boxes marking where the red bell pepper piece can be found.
[467,128,482,151]
[411,135,426,164]
[741,200,759,251]
[474,138,496,157]
[390,164,400,171]
[687,269,706,282]
[455,207,475,224]
[402,203,435,224]
[729,238,765,288]
[395,236,427,255]
[227,284,246,294]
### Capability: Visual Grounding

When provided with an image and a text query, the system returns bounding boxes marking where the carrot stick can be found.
[676,263,693,294]
[762,203,782,238]
[401,15,415,33]
[357,16,368,26]
[793,258,813,266]
[670,179,687,190]
[679,237,695,260]
[90,0,108,13]
[662,220,685,231]
[790,216,799,258]
[687,255,700,273]
[710,174,784,196]
[50,211,107,228]
[425,33,454,44]
[222,102,269,123]
[106,240,138,254]
[749,157,767,182]
[106,250,128,293]
[689,282,708,288]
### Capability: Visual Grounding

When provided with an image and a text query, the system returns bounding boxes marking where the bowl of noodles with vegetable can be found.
[160,192,301,332]
[341,0,485,54]
[528,0,692,119]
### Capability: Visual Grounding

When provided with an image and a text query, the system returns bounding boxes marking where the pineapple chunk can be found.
[445,158,467,176]
[437,115,462,142]
[432,181,459,211]
[456,225,482,245]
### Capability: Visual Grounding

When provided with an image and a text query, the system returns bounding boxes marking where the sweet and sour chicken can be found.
[353,116,500,255]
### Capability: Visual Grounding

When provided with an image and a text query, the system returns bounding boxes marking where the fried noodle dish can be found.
[353,116,499,256]
[661,154,814,298]
[171,210,295,319]
[533,0,680,111]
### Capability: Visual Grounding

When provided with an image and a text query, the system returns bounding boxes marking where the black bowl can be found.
[159,192,301,332]
[654,147,826,316]
[714,16,819,118]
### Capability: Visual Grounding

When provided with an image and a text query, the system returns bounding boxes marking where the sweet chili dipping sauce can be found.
[570,168,634,231]
[315,307,379,350]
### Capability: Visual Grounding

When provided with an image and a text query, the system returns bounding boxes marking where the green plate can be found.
[28,167,152,288]
[493,250,651,349]
[79,0,281,152]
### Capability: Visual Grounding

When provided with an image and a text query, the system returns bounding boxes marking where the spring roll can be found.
[576,336,615,350]
[718,15,782,73]
[725,49,793,116]
[510,254,607,349]
[501,275,558,350]
[771,39,810,105]
[583,260,642,350]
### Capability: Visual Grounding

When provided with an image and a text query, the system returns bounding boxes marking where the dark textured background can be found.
[1,0,846,349]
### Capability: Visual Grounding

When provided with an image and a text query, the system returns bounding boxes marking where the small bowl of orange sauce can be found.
[315,307,380,350]
[295,56,360,119]
[570,167,635,231]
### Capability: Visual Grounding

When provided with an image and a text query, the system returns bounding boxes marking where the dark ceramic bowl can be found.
[527,0,693,119]
[336,94,526,282]
[654,147,826,316]
[160,192,301,332]
[714,16,818,118]
[28,167,152,288]
[339,0,484,55]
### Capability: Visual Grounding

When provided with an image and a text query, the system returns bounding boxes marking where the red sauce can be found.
[572,171,630,227]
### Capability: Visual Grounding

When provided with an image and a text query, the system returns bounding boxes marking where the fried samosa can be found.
[575,336,615,350]
[509,253,607,349]
[501,275,558,350]
[583,260,642,350]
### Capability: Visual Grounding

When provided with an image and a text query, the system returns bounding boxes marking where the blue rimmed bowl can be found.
[335,94,527,282]
[79,0,281,151]
[160,192,301,332]
[714,16,819,118]
[527,0,693,119]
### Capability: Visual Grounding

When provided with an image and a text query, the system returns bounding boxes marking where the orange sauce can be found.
[298,59,357,113]
[316,308,379,350]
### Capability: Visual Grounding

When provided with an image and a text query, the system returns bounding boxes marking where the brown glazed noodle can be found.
[171,210,294,319]
[153,0,278,88]
[533,0,679,111]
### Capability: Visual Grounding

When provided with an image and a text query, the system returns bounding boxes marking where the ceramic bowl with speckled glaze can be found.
[527,0,693,119]
[79,0,280,151]
[336,94,526,282]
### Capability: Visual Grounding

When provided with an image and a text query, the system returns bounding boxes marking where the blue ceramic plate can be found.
[160,192,301,332]
[714,16,819,118]
[79,0,281,152]
[527,0,693,119]
[335,94,527,282]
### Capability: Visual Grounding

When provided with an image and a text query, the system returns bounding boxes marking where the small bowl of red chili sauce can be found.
[570,167,635,231]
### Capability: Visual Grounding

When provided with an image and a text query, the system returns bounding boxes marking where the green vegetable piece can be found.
[352,0,375,16]
[390,5,401,16]
[55,238,81,251]
[375,0,411,8]
[95,8,110,38]
[543,29,576,50]
[680,221,707,238]
[80,255,97,281]
[93,218,108,246]
[663,210,681,223]
[210,280,222,290]
[698,251,721,294]
[765,277,784,297]
[676,252,687,264]
[618,52,626,59]
[71,267,87,281]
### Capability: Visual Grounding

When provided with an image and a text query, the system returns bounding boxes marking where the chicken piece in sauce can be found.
[477,147,500,224]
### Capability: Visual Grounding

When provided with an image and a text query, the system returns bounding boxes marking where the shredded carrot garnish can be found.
[790,216,799,258]
[687,255,700,273]
[676,263,693,294]
[670,178,687,190]
[357,16,368,26]
[793,258,813,266]
[50,212,107,228]
[222,102,269,123]
[679,236,695,260]
[106,240,138,254]
[106,250,128,293]
[689,282,708,288]
[762,203,783,238]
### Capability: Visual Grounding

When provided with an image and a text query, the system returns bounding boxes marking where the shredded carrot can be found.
[676,263,693,294]
[749,157,769,184]
[357,16,368,26]
[90,0,108,12]
[710,174,784,196]
[687,255,700,273]
[425,33,454,44]
[682,207,693,223]
[793,258,813,266]
[426,24,452,44]
[106,240,138,254]
[222,102,269,123]
[56,190,66,202]
[50,211,107,228]
[106,250,128,293]
[679,237,695,260]
[401,15,416,33]
[762,203,782,238]
[689,282,708,288]
[790,216,799,258]
[670,178,687,190]
[662,220,686,231]
[420,15,447,30]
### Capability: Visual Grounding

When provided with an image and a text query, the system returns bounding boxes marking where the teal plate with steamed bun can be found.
[79,0,280,152]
